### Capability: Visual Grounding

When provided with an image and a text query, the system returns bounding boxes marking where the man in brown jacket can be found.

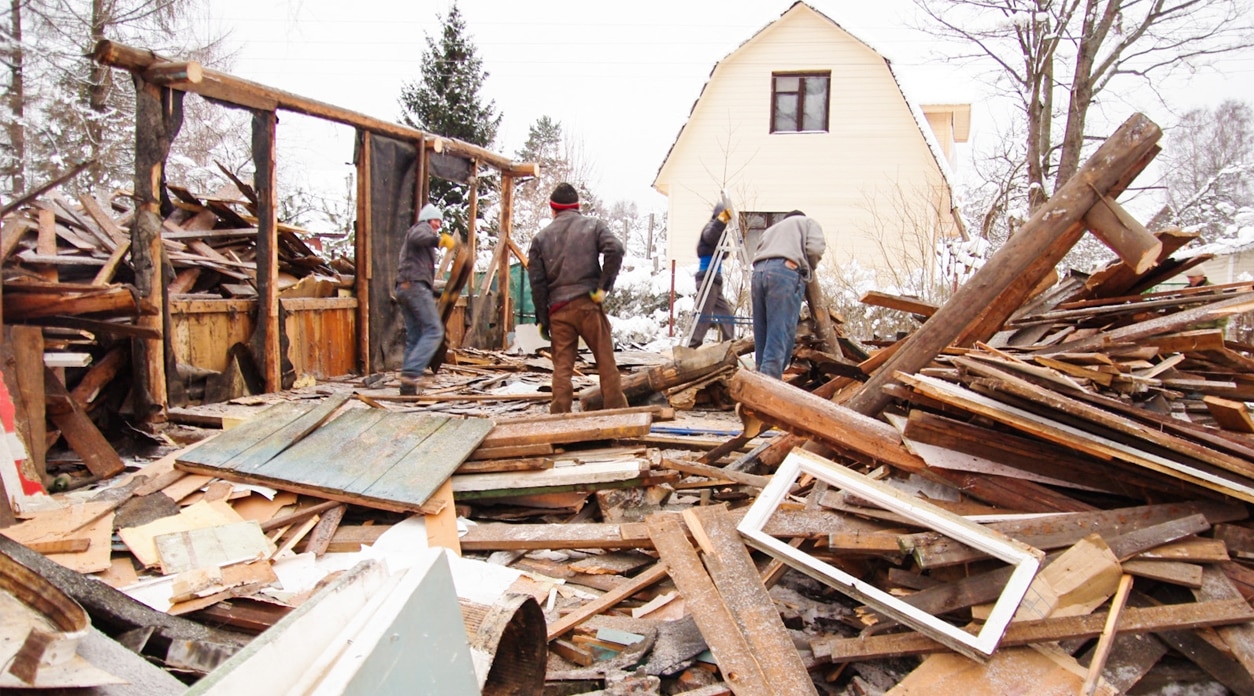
[527,183,628,413]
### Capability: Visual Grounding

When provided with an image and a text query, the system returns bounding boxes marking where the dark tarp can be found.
[363,133,418,371]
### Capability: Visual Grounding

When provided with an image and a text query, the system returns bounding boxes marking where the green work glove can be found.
[538,323,551,341]
[589,288,606,304]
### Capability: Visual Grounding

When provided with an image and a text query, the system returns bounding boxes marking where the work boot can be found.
[398,374,419,396]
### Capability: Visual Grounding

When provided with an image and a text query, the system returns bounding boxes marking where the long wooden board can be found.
[811,598,1254,663]
[479,412,652,449]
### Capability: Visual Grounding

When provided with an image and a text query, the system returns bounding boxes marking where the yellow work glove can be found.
[717,208,731,223]
[589,289,606,304]
[538,323,551,341]
[438,233,456,251]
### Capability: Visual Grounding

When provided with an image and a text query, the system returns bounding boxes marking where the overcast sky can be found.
[201,0,1251,216]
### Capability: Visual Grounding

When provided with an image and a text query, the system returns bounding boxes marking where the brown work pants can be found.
[548,295,628,413]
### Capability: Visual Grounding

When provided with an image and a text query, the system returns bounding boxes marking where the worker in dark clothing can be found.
[527,183,629,414]
[395,203,454,395]
[688,202,736,348]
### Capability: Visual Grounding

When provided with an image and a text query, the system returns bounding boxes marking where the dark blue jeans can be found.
[396,281,444,378]
[751,258,804,379]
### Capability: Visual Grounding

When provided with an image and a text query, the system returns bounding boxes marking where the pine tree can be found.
[398,2,501,223]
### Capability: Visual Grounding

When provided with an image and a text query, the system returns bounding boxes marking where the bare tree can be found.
[1156,99,1254,237]
[917,0,1254,215]
[512,115,601,244]
[1,0,236,196]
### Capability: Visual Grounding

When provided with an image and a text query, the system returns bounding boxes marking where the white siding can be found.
[655,4,960,287]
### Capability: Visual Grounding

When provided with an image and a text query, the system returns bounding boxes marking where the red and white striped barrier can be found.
[0,369,49,514]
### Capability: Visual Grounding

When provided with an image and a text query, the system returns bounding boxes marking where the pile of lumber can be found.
[0,181,347,491]
[6,112,1254,694]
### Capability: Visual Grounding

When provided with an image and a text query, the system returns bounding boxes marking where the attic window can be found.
[771,72,830,133]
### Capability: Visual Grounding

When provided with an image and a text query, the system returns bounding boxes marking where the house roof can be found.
[652,1,967,225]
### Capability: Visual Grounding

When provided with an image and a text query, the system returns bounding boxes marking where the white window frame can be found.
[737,448,1043,660]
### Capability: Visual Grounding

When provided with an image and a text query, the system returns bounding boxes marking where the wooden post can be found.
[252,110,281,392]
[498,174,513,347]
[417,139,429,210]
[131,78,182,421]
[805,276,838,355]
[845,113,1162,417]
[355,130,373,375]
[466,161,479,295]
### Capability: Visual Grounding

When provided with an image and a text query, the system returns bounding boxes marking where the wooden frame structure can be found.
[91,41,537,422]
[737,448,1044,660]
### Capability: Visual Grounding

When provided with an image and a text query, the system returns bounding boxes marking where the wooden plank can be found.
[1132,592,1254,695]
[423,480,460,555]
[683,505,818,696]
[1104,513,1211,561]
[175,401,328,468]
[545,563,668,641]
[646,513,773,695]
[118,500,246,568]
[811,598,1254,663]
[240,408,394,479]
[859,290,937,317]
[461,522,653,551]
[300,503,346,557]
[451,459,646,494]
[358,416,493,511]
[660,457,771,488]
[904,501,1243,568]
[185,412,492,515]
[1013,534,1121,622]
[899,373,1254,503]
[957,356,1254,482]
[1083,194,1161,274]
[2,326,47,487]
[155,520,275,575]
[479,412,652,449]
[44,366,125,478]
[468,442,554,460]
[206,394,350,472]
[1204,395,1254,433]
[1080,574,1135,695]
[1121,559,1203,587]
[0,217,32,262]
[1194,565,1254,683]
[886,645,1100,695]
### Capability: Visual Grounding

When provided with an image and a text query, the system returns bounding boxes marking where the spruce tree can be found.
[398,2,502,223]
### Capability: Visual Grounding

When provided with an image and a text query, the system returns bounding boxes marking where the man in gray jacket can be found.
[750,211,825,379]
[395,203,454,395]
[527,183,628,413]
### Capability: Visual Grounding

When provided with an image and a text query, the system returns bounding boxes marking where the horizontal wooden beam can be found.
[92,40,534,175]
[811,598,1254,663]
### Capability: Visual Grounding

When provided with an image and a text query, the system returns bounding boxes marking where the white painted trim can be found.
[737,448,1042,659]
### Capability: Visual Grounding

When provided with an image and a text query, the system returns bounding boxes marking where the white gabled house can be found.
[653,1,969,292]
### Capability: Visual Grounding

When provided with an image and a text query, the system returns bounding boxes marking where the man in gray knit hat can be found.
[395,202,455,395]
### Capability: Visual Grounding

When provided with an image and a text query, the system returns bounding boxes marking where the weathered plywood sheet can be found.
[177,403,493,515]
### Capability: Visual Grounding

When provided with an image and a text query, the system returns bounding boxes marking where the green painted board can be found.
[337,416,450,493]
[177,407,494,514]
[362,418,495,505]
[247,408,394,489]
[226,395,351,473]
[256,412,447,498]
[176,401,315,468]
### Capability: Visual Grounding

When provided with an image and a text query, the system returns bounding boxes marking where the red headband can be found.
[549,201,580,211]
